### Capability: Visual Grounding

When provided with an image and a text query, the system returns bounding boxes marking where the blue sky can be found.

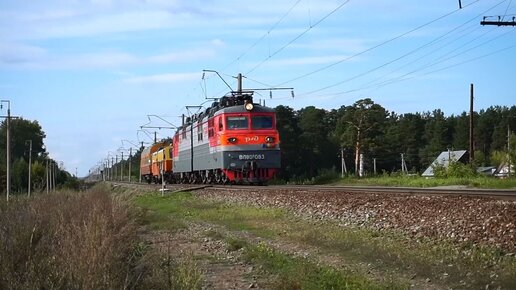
[1,0,515,177]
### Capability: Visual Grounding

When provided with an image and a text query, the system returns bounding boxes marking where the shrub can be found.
[0,186,142,289]
[433,161,476,178]
[313,169,341,184]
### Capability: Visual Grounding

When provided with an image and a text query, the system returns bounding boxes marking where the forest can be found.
[275,98,516,180]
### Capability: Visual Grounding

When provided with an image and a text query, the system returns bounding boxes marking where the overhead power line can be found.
[269,24,514,102]
[274,0,485,87]
[245,0,351,76]
[222,0,302,71]
[300,0,507,96]
[350,22,482,94]
[502,0,513,20]
[339,32,516,97]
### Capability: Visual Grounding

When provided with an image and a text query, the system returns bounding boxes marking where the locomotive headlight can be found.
[245,102,254,111]
[228,137,237,143]
[265,136,275,143]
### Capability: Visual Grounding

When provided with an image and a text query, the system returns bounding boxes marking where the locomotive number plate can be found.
[238,154,265,160]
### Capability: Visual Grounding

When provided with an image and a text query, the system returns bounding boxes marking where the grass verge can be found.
[134,191,516,289]
[0,184,141,289]
[335,175,516,189]
[0,184,205,290]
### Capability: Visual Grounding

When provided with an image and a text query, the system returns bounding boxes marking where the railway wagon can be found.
[151,144,174,183]
[139,141,167,183]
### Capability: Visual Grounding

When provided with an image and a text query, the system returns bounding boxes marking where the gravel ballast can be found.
[196,188,516,252]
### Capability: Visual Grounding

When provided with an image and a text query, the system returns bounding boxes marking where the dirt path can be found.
[142,219,445,289]
[142,223,264,289]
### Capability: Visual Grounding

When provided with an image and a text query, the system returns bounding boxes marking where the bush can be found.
[433,161,477,178]
[0,186,142,289]
[312,169,341,184]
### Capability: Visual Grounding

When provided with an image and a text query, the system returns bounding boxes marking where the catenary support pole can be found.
[129,148,132,182]
[120,152,124,181]
[470,83,474,164]
[46,158,49,193]
[26,140,32,197]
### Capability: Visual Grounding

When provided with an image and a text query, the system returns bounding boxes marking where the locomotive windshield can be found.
[227,116,248,129]
[251,116,273,129]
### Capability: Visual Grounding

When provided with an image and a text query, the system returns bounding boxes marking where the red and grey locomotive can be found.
[140,86,280,184]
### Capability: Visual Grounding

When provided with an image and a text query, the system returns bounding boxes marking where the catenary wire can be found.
[274,0,486,87]
[339,30,516,97]
[297,0,507,96]
[318,25,499,98]
[501,0,513,20]
[245,0,351,76]
[221,0,302,71]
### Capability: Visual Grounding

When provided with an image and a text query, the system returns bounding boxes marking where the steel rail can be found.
[211,184,516,200]
[105,181,516,200]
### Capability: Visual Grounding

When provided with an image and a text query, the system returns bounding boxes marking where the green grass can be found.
[334,175,516,189]
[243,241,396,290]
[134,191,516,289]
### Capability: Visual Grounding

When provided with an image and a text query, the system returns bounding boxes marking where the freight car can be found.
[140,83,281,184]
[139,142,165,183]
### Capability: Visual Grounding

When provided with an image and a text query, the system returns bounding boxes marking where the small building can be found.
[421,150,468,177]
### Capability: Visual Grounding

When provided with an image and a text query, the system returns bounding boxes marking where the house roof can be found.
[421,150,468,177]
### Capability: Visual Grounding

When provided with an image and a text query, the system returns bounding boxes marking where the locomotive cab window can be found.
[227,116,248,129]
[218,117,223,131]
[251,116,273,129]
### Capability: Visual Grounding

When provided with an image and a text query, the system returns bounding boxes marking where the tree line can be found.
[0,118,78,194]
[91,98,516,183]
[275,98,516,180]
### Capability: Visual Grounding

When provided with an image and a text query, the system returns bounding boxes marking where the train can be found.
[140,88,281,185]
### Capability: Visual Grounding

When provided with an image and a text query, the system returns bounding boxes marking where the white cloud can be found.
[148,49,215,63]
[0,47,215,70]
[38,11,179,40]
[211,39,226,48]
[1,51,138,69]
[124,72,200,84]
[0,42,47,64]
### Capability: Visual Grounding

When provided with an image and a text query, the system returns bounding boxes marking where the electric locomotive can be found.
[140,88,281,184]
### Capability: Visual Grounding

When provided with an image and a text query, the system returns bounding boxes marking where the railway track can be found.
[108,180,516,251]
[107,181,516,200]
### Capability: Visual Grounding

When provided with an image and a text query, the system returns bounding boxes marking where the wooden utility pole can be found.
[509,125,511,178]
[469,83,474,164]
